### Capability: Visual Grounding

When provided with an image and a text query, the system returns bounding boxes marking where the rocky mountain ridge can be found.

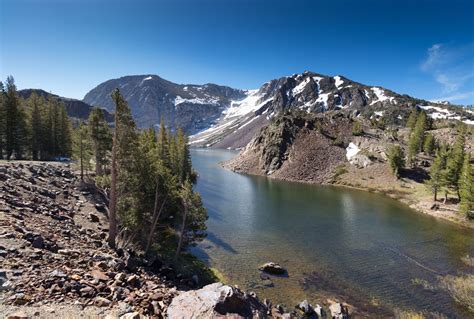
[81,72,473,149]
[18,89,113,123]
[83,75,246,133]
[189,71,472,149]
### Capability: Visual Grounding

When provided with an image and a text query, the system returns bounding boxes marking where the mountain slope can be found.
[189,71,473,149]
[18,89,113,122]
[189,71,420,148]
[83,75,246,133]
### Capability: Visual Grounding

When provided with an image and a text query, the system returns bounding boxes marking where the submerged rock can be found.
[258,262,286,275]
[167,282,267,318]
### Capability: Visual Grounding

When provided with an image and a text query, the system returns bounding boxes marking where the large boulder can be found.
[258,262,287,275]
[167,283,267,318]
[329,302,349,319]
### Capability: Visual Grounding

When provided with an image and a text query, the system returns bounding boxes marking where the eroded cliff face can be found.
[224,111,355,184]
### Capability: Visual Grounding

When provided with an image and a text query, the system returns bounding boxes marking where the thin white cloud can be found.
[421,43,474,98]
[432,91,474,102]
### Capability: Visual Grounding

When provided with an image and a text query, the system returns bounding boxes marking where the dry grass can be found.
[394,310,426,319]
[440,274,474,313]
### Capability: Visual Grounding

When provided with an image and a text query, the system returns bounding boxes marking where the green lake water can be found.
[190,148,474,317]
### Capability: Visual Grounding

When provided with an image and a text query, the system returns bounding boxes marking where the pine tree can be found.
[157,117,171,168]
[428,145,447,201]
[29,93,43,160]
[0,81,5,159]
[423,133,436,156]
[459,153,473,217]
[88,107,111,176]
[57,103,72,157]
[108,89,138,248]
[445,123,466,200]
[406,108,419,130]
[4,76,26,159]
[175,180,207,258]
[72,123,92,181]
[407,111,426,167]
[388,145,405,178]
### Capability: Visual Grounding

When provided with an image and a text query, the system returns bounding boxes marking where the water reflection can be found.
[190,149,474,317]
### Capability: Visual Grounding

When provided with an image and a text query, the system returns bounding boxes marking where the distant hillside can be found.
[83,75,246,133]
[19,89,113,122]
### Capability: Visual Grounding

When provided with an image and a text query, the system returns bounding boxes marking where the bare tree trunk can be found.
[175,198,188,259]
[108,120,118,249]
[80,132,84,181]
[94,143,101,176]
[145,180,167,254]
[434,187,437,202]
[443,190,448,204]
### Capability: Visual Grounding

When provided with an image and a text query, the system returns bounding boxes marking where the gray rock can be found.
[31,235,44,249]
[329,302,349,319]
[167,282,267,318]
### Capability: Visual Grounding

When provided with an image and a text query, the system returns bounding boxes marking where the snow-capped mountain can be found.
[189,71,426,148]
[83,75,246,133]
[83,72,472,149]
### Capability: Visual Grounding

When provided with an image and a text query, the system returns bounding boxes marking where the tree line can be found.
[0,76,72,160]
[1,75,207,259]
[387,108,473,217]
[73,88,206,258]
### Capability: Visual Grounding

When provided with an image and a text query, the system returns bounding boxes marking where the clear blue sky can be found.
[1,0,473,105]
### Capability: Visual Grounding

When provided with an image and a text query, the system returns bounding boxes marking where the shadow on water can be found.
[205,231,238,254]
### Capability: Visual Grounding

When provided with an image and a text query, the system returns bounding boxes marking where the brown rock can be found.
[7,311,29,319]
[94,296,112,307]
[89,213,100,223]
[126,274,140,287]
[91,269,109,281]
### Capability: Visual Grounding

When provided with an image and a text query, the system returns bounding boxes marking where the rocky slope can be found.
[224,110,356,183]
[83,75,246,133]
[0,160,361,318]
[0,161,189,318]
[18,89,113,123]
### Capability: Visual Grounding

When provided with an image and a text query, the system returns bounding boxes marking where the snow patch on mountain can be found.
[334,76,344,88]
[370,87,394,105]
[316,93,330,110]
[418,105,474,125]
[174,95,220,106]
[223,90,272,119]
[346,143,360,160]
[292,77,311,95]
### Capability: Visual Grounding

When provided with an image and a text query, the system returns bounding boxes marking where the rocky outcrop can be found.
[224,111,354,184]
[167,283,267,318]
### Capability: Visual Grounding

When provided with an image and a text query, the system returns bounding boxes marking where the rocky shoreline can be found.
[222,112,474,229]
[0,160,357,318]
